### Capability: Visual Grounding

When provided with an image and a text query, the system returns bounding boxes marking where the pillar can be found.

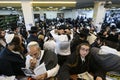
[93,1,106,33]
[21,1,35,31]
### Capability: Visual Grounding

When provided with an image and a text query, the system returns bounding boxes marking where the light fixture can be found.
[104,0,112,8]
[32,1,76,4]
[49,6,53,8]
[106,0,112,5]
[0,1,76,4]
[0,1,21,3]
[7,7,12,8]
[62,6,66,9]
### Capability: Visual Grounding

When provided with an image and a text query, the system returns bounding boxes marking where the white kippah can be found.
[27,41,39,51]
[5,33,14,44]
[27,41,38,47]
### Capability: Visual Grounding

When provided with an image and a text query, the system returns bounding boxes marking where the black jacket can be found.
[57,51,106,80]
[0,48,25,76]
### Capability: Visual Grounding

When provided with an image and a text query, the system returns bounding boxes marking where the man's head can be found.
[0,28,5,38]
[76,42,90,58]
[28,26,39,34]
[57,25,66,35]
[27,41,41,59]
[5,33,23,52]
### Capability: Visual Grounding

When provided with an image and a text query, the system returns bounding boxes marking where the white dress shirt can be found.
[25,50,60,78]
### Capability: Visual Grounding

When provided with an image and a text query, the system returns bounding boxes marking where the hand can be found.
[35,73,47,80]
[70,74,78,80]
[96,76,103,80]
[30,58,37,69]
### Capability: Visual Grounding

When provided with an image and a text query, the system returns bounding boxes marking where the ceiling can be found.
[0,0,119,11]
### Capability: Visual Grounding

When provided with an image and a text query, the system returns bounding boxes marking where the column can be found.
[40,12,44,21]
[93,1,106,33]
[21,1,35,31]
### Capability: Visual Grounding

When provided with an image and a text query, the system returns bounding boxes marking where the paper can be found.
[0,75,15,80]
[22,62,46,77]
[21,68,35,76]
[78,72,93,80]
[34,62,47,76]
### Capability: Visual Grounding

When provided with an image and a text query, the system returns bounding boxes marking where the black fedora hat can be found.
[57,25,66,30]
[29,26,39,33]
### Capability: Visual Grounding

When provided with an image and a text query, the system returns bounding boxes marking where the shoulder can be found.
[66,52,78,63]
[44,50,57,58]
[90,47,100,55]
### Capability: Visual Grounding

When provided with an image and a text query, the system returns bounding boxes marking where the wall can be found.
[34,9,83,20]
[77,9,93,18]
[0,10,21,15]
[34,10,62,20]
[0,9,93,20]
[64,9,78,19]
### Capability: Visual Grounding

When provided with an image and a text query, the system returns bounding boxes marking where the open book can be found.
[78,72,93,80]
[21,62,47,77]
[0,75,15,80]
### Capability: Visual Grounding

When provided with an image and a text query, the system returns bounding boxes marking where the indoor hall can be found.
[0,0,120,80]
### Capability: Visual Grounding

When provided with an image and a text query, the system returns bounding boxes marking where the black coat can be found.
[70,38,88,53]
[39,50,58,70]
[0,48,25,76]
[27,34,43,49]
[57,51,106,80]
[27,34,39,44]
[91,47,120,72]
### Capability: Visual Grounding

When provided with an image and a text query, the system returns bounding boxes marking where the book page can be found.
[34,62,47,76]
[21,68,35,77]
[78,72,93,80]
[0,75,15,80]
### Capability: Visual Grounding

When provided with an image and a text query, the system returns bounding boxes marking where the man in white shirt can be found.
[26,41,59,80]
[50,25,72,66]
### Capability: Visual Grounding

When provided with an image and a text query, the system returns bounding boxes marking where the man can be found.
[27,26,40,44]
[0,33,25,76]
[26,41,59,80]
[50,25,72,66]
[58,42,104,80]
[90,35,120,80]
[0,28,6,51]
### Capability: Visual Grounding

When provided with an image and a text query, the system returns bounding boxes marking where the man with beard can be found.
[0,28,6,51]
[0,33,26,76]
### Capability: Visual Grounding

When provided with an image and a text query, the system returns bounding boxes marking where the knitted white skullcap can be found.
[5,33,14,44]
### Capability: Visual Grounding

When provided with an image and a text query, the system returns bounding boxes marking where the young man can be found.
[58,42,104,80]
[0,34,25,76]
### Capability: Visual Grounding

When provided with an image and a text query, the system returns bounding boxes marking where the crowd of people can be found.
[0,16,120,80]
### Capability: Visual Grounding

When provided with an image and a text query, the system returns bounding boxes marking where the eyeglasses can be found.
[80,47,89,52]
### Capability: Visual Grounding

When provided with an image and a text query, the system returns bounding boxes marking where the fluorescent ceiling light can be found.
[49,6,53,8]
[32,1,76,4]
[0,1,76,4]
[0,1,21,3]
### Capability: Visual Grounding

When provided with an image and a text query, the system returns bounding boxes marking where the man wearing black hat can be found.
[90,35,120,79]
[70,28,90,53]
[26,26,40,45]
[50,25,72,66]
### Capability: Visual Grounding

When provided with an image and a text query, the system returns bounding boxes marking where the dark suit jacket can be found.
[0,48,25,76]
[27,34,39,44]
[40,50,58,70]
[27,34,44,49]
[57,51,106,80]
[91,50,120,72]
